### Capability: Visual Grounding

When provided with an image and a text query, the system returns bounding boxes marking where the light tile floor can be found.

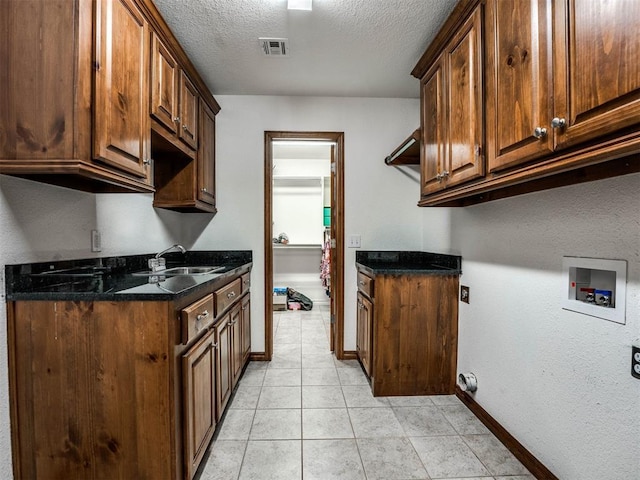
[199,305,534,480]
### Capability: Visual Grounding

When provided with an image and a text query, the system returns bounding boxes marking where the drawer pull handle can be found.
[227,291,236,298]
[196,310,209,321]
[358,281,365,285]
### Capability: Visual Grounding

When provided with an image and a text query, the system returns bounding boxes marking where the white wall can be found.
[0,175,187,478]
[426,173,640,480]
[273,180,325,244]
[188,95,423,351]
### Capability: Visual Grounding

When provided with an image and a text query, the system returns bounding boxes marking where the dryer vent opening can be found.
[458,372,477,392]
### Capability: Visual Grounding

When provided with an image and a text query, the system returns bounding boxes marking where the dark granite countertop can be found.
[5,250,252,301]
[356,251,461,275]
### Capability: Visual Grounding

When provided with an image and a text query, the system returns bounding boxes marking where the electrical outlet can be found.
[348,235,361,248]
[91,230,102,252]
[632,346,640,379]
[460,285,470,304]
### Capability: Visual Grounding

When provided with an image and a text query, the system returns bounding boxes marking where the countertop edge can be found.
[6,262,253,302]
[356,262,462,276]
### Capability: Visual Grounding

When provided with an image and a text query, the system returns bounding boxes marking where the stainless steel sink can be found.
[131,266,224,276]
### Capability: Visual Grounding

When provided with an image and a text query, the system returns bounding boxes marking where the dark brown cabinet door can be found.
[421,57,447,195]
[215,314,232,418]
[230,303,243,387]
[182,329,217,480]
[356,292,373,378]
[197,101,217,206]
[553,0,640,149]
[420,4,484,196]
[94,0,150,181]
[444,5,484,187]
[485,0,553,172]
[372,274,459,396]
[179,71,199,149]
[241,294,251,363]
[150,32,179,134]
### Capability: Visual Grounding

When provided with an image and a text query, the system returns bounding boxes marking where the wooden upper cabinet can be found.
[0,0,80,161]
[553,0,640,149]
[198,101,216,207]
[179,72,199,150]
[415,0,639,207]
[0,0,154,192]
[487,0,640,172]
[421,57,447,195]
[444,6,484,187]
[420,4,484,195]
[94,0,150,182]
[485,0,553,172]
[150,32,179,134]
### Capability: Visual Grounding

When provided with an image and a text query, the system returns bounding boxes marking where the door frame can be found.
[263,131,345,361]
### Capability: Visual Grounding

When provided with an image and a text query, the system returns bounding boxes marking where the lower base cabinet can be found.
[183,329,217,480]
[215,309,233,418]
[356,292,373,378]
[356,269,459,396]
[230,303,244,388]
[241,294,251,364]
[6,268,251,480]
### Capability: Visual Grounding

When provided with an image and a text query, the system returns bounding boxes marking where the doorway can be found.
[263,131,345,361]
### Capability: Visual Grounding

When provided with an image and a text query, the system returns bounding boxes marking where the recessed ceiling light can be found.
[288,0,312,11]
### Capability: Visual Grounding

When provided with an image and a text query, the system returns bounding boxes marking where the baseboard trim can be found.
[455,387,558,480]
[249,352,270,361]
[341,350,358,360]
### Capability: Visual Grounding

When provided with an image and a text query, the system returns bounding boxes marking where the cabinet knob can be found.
[435,173,443,182]
[551,117,566,129]
[441,170,449,178]
[201,187,207,193]
[183,125,188,131]
[196,310,209,321]
[533,126,547,139]
[143,158,151,166]
[212,342,219,349]
[173,116,180,123]
[227,291,236,299]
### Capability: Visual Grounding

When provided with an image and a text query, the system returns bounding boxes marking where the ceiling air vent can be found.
[259,38,289,57]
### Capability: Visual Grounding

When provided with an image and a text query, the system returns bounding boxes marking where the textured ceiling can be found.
[152,0,458,99]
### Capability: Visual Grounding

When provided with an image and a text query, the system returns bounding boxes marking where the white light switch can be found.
[91,230,102,252]
[348,235,361,248]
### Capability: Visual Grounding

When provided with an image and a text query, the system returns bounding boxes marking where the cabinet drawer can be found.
[215,278,242,315]
[357,272,374,298]
[181,294,215,345]
[241,273,251,293]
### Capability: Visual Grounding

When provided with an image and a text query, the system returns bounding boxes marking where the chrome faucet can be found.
[149,244,186,271]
